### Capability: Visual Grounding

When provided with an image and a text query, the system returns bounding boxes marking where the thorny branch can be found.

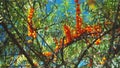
[1,22,36,67]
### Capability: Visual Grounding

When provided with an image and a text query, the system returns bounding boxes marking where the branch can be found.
[1,22,36,67]
[60,37,65,63]
[74,29,112,68]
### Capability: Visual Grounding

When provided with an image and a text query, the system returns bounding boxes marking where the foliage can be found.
[0,0,120,68]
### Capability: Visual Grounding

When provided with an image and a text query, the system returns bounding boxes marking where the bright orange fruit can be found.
[95,39,101,45]
[63,25,72,43]
[43,52,52,57]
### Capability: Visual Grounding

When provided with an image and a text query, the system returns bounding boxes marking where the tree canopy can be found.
[0,0,120,68]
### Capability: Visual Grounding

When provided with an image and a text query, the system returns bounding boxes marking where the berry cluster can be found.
[27,8,37,38]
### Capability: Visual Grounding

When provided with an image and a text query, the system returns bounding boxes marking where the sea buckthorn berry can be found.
[43,52,52,57]
[95,39,101,45]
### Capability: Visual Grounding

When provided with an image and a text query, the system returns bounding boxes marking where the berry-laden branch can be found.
[27,7,37,38]
[45,0,97,58]
[53,0,101,52]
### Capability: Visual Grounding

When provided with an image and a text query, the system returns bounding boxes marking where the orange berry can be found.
[29,12,33,16]
[55,45,60,52]
[64,38,69,46]
[94,25,102,33]
[43,52,52,57]
[27,8,34,22]
[28,15,32,19]
[30,8,34,13]
[100,61,105,65]
[34,62,38,67]
[102,56,107,61]
[28,32,32,37]
[95,39,101,45]
[63,25,72,42]
[76,16,82,31]
[85,26,93,33]
[27,18,31,23]
[32,31,37,38]
[72,29,78,38]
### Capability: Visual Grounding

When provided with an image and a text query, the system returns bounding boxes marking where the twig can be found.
[74,29,112,68]
[61,37,65,63]
[38,32,56,55]
[1,22,36,67]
